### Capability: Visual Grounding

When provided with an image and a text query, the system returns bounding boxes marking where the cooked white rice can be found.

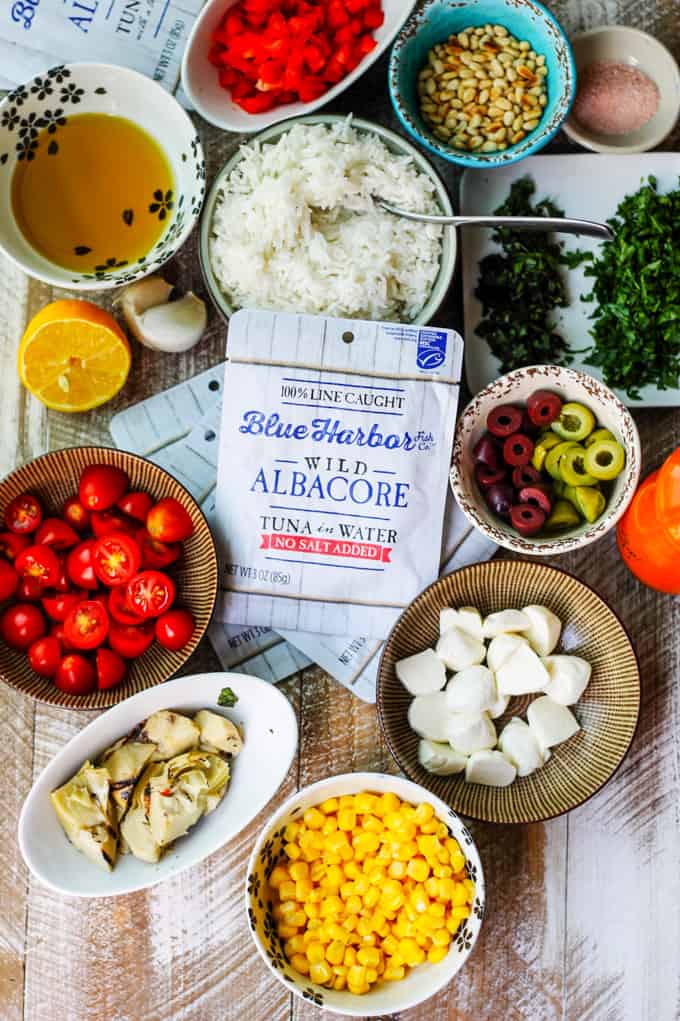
[208,119,443,322]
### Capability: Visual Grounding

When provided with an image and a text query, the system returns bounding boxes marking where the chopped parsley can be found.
[217,686,238,708]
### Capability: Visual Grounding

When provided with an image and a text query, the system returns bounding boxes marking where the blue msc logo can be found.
[416,329,448,370]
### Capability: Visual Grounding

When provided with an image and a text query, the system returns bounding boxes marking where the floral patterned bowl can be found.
[0,63,205,290]
[450,365,641,555]
[245,772,484,1016]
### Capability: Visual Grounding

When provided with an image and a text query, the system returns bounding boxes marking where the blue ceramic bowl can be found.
[389,0,575,167]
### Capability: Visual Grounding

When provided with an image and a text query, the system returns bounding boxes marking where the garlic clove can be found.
[117,275,207,353]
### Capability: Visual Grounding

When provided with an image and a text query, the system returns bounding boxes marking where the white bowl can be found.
[0,63,205,290]
[246,772,485,1016]
[449,365,642,555]
[19,672,298,897]
[181,0,416,132]
[563,26,680,153]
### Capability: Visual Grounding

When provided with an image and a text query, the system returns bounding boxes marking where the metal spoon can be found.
[375,198,613,240]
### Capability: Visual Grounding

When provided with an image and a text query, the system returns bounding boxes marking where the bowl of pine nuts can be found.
[388,0,575,166]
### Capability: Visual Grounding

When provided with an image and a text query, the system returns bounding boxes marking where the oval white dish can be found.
[19,672,298,898]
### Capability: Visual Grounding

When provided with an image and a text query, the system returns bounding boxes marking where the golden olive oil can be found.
[11,113,174,274]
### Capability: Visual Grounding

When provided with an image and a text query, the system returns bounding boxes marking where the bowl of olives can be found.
[450,366,641,555]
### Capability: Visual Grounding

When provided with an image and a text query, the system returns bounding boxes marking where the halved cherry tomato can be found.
[64,600,110,650]
[125,570,176,619]
[155,609,195,651]
[0,531,29,562]
[0,603,46,650]
[62,496,91,532]
[66,540,99,590]
[96,647,127,690]
[108,620,155,659]
[28,635,62,677]
[4,493,43,535]
[50,621,74,651]
[136,529,181,570]
[146,498,194,543]
[107,585,145,626]
[91,508,139,539]
[35,517,79,550]
[79,464,129,512]
[92,533,141,588]
[117,491,153,523]
[0,559,18,602]
[42,589,85,622]
[54,654,96,695]
[17,576,43,602]
[15,544,60,589]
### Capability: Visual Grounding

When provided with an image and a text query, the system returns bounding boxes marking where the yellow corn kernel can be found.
[338,794,355,809]
[310,861,325,883]
[428,945,448,964]
[306,941,326,964]
[290,953,310,976]
[304,807,325,830]
[344,860,360,879]
[409,885,430,914]
[414,801,434,825]
[377,792,400,816]
[337,808,357,831]
[323,852,342,867]
[447,906,471,933]
[436,823,449,839]
[449,882,467,907]
[320,797,339,814]
[394,840,419,863]
[357,916,374,937]
[322,865,344,891]
[332,964,347,979]
[363,887,380,909]
[272,904,284,922]
[357,946,381,968]
[361,814,384,835]
[325,923,346,941]
[320,896,343,917]
[342,913,359,932]
[310,961,332,985]
[277,923,299,939]
[339,880,355,900]
[425,876,439,897]
[354,875,369,896]
[366,968,378,984]
[326,940,345,965]
[309,888,323,904]
[433,865,453,879]
[387,861,407,880]
[321,817,338,836]
[347,964,367,988]
[303,925,320,943]
[360,933,377,946]
[368,867,386,887]
[397,937,426,967]
[419,818,439,834]
[284,821,301,842]
[415,933,429,949]
[288,860,309,882]
[429,902,446,919]
[346,894,362,915]
[289,910,307,928]
[339,843,354,863]
[384,965,406,981]
[303,902,320,920]
[333,975,346,991]
[371,909,386,930]
[280,900,298,918]
[285,842,301,861]
[407,857,430,883]
[354,832,381,855]
[417,834,440,857]
[354,792,377,813]
[446,837,461,856]
[269,865,289,889]
[279,881,297,902]
[325,831,350,856]
[464,879,475,900]
[343,946,357,967]
[295,879,313,900]
[432,927,451,947]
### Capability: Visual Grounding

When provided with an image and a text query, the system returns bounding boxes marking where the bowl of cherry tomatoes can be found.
[0,447,218,708]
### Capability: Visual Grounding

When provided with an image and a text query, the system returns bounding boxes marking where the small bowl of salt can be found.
[563,25,680,153]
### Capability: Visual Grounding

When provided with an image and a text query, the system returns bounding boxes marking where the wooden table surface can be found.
[1,3,679,1019]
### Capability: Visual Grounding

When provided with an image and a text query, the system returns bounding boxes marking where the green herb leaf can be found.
[218,686,238,707]
[474,177,588,374]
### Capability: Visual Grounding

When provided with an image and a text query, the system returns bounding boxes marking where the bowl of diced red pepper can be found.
[181,0,417,129]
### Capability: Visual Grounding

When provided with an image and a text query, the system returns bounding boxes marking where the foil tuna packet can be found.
[214,309,463,639]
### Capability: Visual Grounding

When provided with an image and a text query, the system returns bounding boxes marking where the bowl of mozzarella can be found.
[377,559,640,824]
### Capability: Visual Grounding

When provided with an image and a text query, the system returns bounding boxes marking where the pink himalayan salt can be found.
[572,59,660,135]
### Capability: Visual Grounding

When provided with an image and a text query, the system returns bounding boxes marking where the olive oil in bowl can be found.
[11,113,174,274]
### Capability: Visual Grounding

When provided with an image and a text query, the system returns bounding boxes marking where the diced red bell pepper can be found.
[237,91,279,112]
[362,8,383,28]
[357,32,377,54]
[218,67,240,87]
[326,0,349,28]
[303,43,326,73]
[334,24,356,43]
[297,76,328,101]
[323,55,346,81]
[345,0,365,13]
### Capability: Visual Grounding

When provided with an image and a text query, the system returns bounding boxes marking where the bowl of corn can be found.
[245,772,484,1015]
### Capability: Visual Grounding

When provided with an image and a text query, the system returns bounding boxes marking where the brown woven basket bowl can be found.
[0,447,218,710]
[377,560,640,824]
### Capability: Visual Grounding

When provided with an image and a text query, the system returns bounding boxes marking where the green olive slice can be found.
[531,432,561,471]
[551,402,596,442]
[584,427,615,448]
[544,499,580,531]
[584,439,626,480]
[544,441,578,481]
[558,446,598,487]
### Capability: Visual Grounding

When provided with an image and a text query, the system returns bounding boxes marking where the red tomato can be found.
[0,559,18,601]
[64,600,110,650]
[42,589,85,622]
[66,540,99,590]
[4,493,43,535]
[28,635,62,677]
[92,533,141,588]
[107,585,145,626]
[0,603,46,650]
[15,544,60,588]
[155,609,195,651]
[96,647,127,690]
[90,508,139,539]
[53,555,71,593]
[62,496,91,532]
[125,570,176,619]
[117,491,153,523]
[50,621,75,651]
[136,529,181,570]
[0,531,29,562]
[79,464,129,512]
[108,620,155,659]
[54,654,96,695]
[17,576,43,602]
[146,498,194,543]
[35,517,79,550]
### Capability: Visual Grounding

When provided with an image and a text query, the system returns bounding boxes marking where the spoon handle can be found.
[377,201,613,240]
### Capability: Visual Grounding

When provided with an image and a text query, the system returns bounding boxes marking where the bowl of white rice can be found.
[200,115,456,325]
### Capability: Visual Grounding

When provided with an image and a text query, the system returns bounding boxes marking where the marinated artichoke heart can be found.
[140,709,200,761]
[194,709,243,757]
[50,761,118,872]
[119,761,166,864]
[99,739,155,818]
[148,750,231,847]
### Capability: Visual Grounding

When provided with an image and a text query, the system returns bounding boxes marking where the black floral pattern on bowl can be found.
[149,189,174,221]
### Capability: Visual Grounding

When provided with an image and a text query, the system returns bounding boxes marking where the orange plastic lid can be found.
[618,467,680,593]
[655,448,680,544]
